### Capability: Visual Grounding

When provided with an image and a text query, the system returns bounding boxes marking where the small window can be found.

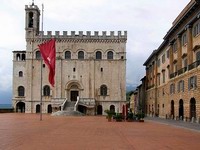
[19,71,23,77]
[101,68,103,72]
[170,84,175,94]
[173,42,177,53]
[162,54,165,63]
[100,85,107,96]
[162,71,165,83]
[22,54,26,61]
[96,51,102,59]
[65,51,71,59]
[36,51,41,59]
[107,51,113,59]
[78,51,84,59]
[43,64,45,68]
[193,22,200,37]
[73,68,76,72]
[182,33,187,46]
[18,86,25,96]
[16,53,21,61]
[43,85,50,96]
[157,59,160,67]
[166,50,169,58]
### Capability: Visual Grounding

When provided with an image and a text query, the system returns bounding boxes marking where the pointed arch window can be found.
[78,51,84,59]
[43,85,50,96]
[65,51,71,59]
[96,51,102,59]
[100,85,107,96]
[18,86,25,97]
[107,51,113,59]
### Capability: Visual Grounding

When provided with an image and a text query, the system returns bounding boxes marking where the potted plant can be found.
[114,113,123,122]
[104,109,114,121]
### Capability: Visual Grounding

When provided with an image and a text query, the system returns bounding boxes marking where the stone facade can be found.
[143,0,200,122]
[12,3,127,115]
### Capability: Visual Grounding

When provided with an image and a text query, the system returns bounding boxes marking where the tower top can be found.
[32,0,34,5]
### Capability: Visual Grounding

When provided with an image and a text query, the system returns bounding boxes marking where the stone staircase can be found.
[51,101,84,116]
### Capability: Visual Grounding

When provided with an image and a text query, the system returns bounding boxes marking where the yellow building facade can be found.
[144,0,200,122]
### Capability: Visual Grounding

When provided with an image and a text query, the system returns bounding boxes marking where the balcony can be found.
[177,67,187,76]
[170,60,200,79]
[188,60,200,71]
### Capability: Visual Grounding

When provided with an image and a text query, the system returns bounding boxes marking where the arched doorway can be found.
[97,105,102,115]
[66,81,83,102]
[16,102,25,113]
[179,99,184,119]
[47,104,52,113]
[110,105,115,112]
[171,100,174,119]
[36,104,40,113]
[190,98,196,119]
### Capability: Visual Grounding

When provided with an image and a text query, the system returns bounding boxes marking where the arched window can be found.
[19,71,23,77]
[110,105,115,112]
[36,51,41,59]
[96,51,102,59]
[43,85,50,96]
[65,51,71,59]
[78,51,84,59]
[16,53,20,61]
[18,86,25,96]
[107,51,113,59]
[100,85,107,96]
[22,54,26,61]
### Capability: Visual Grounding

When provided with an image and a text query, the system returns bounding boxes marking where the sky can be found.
[0,0,189,104]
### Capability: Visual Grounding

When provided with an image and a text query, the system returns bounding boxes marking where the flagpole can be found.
[40,3,44,121]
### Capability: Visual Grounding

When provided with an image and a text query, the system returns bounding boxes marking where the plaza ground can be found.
[0,114,200,150]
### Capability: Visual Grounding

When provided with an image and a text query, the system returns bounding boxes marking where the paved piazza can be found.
[0,114,200,150]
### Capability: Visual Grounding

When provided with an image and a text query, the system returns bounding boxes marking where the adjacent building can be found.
[12,3,127,115]
[143,0,200,121]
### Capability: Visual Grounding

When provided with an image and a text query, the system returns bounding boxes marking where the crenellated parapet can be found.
[26,31,127,43]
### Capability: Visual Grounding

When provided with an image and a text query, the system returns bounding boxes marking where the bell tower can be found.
[25,1,40,39]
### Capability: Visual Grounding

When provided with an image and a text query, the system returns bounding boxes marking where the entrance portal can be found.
[71,91,79,101]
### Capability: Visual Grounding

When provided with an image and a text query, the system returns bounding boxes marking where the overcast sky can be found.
[0,0,189,104]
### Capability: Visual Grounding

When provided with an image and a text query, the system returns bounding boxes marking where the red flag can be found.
[38,39,56,87]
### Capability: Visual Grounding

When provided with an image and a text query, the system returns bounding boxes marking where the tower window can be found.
[43,64,45,68]
[22,54,26,61]
[28,12,34,28]
[19,71,23,77]
[16,53,20,61]
[73,68,76,72]
[18,86,25,97]
[101,68,103,72]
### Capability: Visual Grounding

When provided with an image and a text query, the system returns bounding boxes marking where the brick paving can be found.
[0,114,200,150]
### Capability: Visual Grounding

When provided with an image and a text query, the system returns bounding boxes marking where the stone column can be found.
[187,25,193,64]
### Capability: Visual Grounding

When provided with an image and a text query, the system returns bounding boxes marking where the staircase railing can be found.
[74,96,80,111]
[61,98,68,111]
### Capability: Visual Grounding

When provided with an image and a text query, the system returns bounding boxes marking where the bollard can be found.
[180,116,183,121]
[191,117,194,123]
